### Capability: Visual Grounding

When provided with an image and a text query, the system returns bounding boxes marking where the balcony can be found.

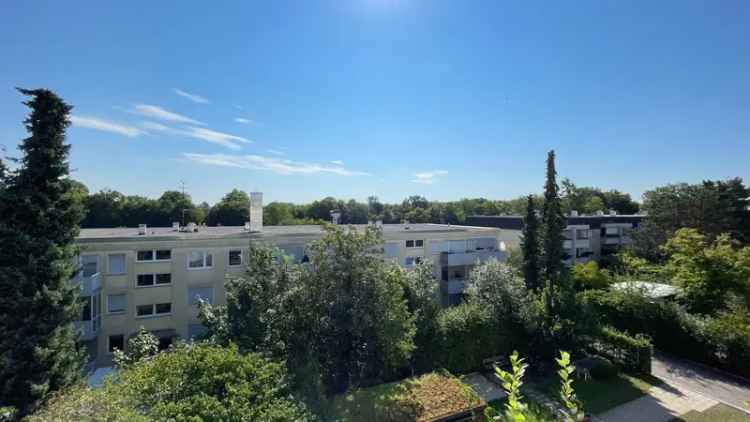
[72,272,102,296]
[74,316,101,341]
[563,240,573,249]
[447,280,467,294]
[441,250,504,267]
[604,237,622,245]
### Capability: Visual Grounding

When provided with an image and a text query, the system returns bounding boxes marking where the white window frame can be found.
[135,249,172,262]
[135,273,172,288]
[107,294,127,314]
[135,302,172,319]
[187,251,213,270]
[107,253,127,275]
[228,249,243,267]
[405,240,424,249]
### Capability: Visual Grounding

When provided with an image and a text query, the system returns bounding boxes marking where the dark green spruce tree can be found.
[541,150,566,310]
[0,89,85,414]
[520,195,541,290]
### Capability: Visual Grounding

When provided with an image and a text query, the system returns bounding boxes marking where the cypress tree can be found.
[520,195,540,290]
[0,89,85,414]
[541,150,566,293]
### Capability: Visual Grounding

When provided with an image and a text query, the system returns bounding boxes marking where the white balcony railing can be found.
[72,272,102,296]
[442,250,504,267]
[74,316,100,341]
[604,237,621,245]
[563,240,573,249]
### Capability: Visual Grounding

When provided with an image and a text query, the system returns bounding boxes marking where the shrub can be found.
[572,261,611,290]
[590,326,652,374]
[436,303,504,374]
[590,357,617,380]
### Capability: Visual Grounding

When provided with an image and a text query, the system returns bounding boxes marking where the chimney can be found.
[186,222,197,232]
[249,192,263,232]
[609,209,617,216]
[596,210,605,216]
[138,224,147,235]
[570,210,579,217]
[172,222,180,231]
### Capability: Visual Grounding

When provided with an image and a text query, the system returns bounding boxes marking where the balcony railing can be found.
[440,250,504,267]
[74,316,100,341]
[72,272,102,296]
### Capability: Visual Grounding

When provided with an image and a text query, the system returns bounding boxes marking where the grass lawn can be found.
[672,403,750,422]
[537,372,662,415]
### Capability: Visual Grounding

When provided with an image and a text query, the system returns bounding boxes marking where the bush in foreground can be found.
[28,343,311,422]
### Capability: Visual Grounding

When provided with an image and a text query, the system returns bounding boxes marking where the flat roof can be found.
[76,223,498,242]
[465,214,645,230]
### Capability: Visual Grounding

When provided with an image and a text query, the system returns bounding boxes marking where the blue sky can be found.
[1,1,748,205]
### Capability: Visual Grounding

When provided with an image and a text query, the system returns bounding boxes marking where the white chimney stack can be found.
[249,192,263,232]
[330,211,341,225]
[138,224,147,235]
[570,210,579,217]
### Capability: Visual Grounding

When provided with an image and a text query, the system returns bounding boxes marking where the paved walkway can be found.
[462,372,507,403]
[598,352,750,421]
[652,351,750,411]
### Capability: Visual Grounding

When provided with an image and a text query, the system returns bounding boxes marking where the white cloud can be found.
[266,149,285,156]
[331,160,344,165]
[142,122,251,150]
[70,115,145,137]
[411,170,448,184]
[133,104,205,125]
[173,89,209,104]
[183,153,370,176]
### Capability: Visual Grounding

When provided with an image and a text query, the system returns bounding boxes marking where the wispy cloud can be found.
[173,89,209,104]
[133,104,205,125]
[411,170,448,184]
[183,153,370,176]
[331,160,344,165]
[266,149,285,156]
[143,122,251,150]
[70,115,145,137]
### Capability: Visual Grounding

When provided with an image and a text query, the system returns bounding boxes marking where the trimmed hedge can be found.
[435,303,508,374]
[590,326,652,374]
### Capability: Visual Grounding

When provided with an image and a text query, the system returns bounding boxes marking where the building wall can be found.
[76,226,504,366]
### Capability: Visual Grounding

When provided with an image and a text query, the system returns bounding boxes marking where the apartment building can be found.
[465,211,644,265]
[73,196,505,367]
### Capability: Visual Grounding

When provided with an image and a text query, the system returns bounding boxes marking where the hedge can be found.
[590,326,652,374]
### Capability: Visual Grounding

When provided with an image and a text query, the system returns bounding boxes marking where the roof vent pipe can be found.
[138,224,147,235]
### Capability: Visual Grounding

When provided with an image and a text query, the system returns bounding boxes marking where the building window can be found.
[405,256,416,266]
[405,240,424,248]
[136,249,172,262]
[576,230,590,240]
[228,249,242,267]
[136,302,172,318]
[453,270,465,279]
[137,274,155,287]
[155,303,172,315]
[81,255,98,277]
[156,273,171,285]
[188,251,213,269]
[107,294,126,314]
[108,334,124,353]
[188,287,214,305]
[136,304,153,317]
[81,296,92,321]
[108,253,126,275]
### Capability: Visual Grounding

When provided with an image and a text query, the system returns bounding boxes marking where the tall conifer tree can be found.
[541,150,566,301]
[520,195,540,290]
[0,89,85,413]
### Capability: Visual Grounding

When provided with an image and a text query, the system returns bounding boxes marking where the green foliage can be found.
[0,88,85,414]
[521,195,541,290]
[436,303,502,374]
[663,228,750,313]
[592,326,652,374]
[495,351,529,422]
[631,179,750,260]
[113,328,159,368]
[29,343,312,422]
[401,262,442,373]
[541,150,566,289]
[589,357,617,380]
[560,178,639,215]
[572,261,612,290]
[556,351,584,422]
[207,189,250,226]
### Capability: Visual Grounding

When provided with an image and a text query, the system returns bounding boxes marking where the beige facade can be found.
[74,224,504,367]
